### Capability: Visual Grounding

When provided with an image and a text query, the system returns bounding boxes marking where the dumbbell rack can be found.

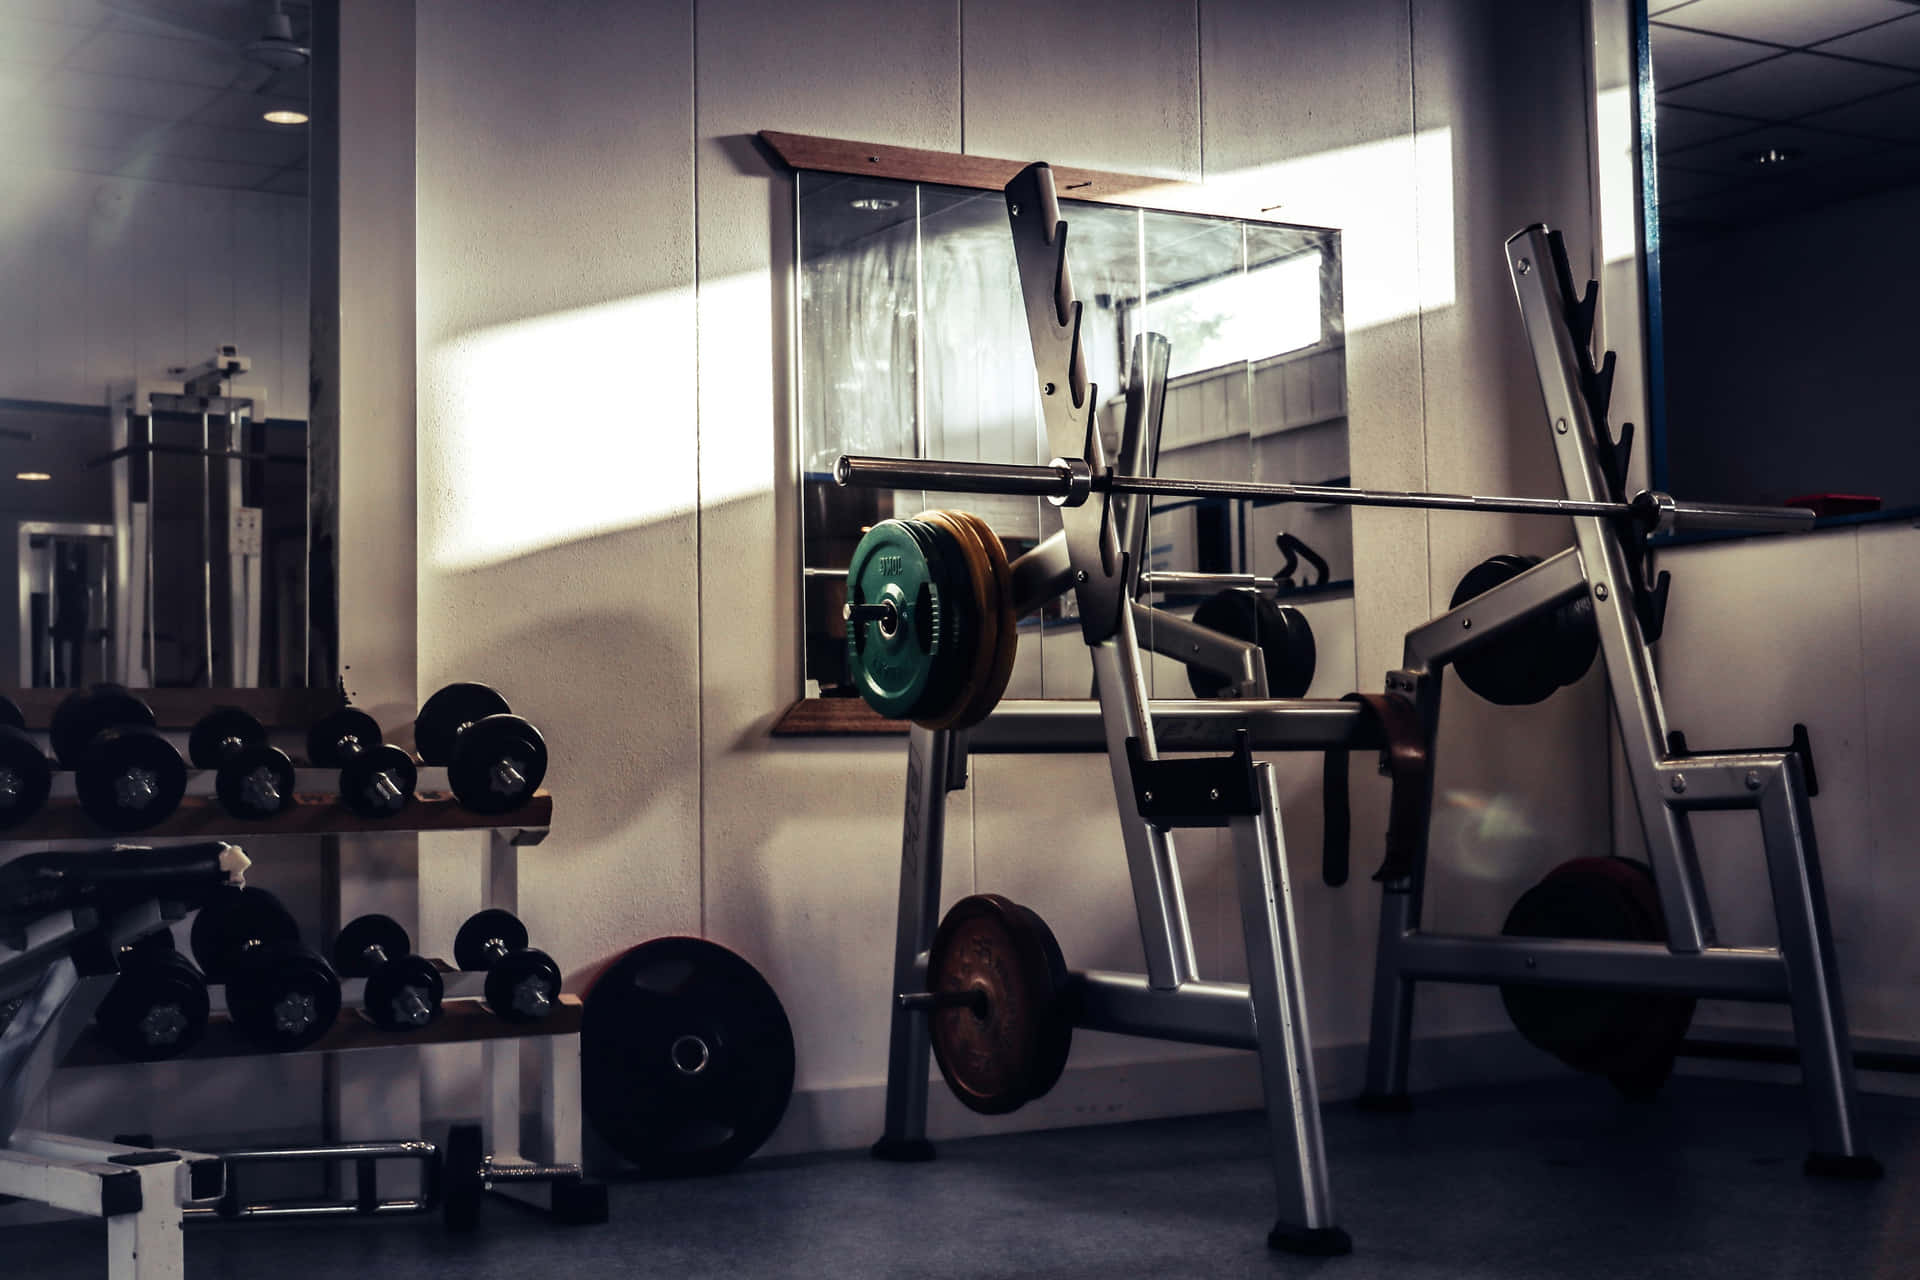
[0,721,583,1273]
[854,164,1872,1255]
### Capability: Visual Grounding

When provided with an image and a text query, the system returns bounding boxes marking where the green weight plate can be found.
[846,520,946,720]
[908,517,976,728]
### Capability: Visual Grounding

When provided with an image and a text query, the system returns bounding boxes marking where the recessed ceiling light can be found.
[15,472,50,481]
[1746,147,1797,167]
[850,197,899,212]
[262,109,309,126]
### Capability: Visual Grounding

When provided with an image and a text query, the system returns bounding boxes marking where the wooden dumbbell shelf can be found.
[61,993,582,1067]
[2,776,551,841]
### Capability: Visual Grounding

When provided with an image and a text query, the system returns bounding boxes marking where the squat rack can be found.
[842,162,1873,1255]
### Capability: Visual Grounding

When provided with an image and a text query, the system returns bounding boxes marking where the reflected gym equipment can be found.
[188,706,296,821]
[0,695,53,830]
[332,914,444,1032]
[1184,590,1316,700]
[306,707,417,820]
[93,930,211,1063]
[454,908,561,1023]
[579,936,795,1178]
[50,685,189,833]
[413,682,548,813]
[843,162,1874,1256]
[190,885,341,1052]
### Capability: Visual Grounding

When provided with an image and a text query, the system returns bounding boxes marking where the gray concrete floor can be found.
[12,1075,1919,1278]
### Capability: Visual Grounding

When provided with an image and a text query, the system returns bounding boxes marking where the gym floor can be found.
[13,1075,1916,1278]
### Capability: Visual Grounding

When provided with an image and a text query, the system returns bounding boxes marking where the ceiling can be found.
[0,0,311,196]
[1652,0,1920,231]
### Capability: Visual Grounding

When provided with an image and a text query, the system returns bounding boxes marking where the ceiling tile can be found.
[259,168,307,197]
[1656,104,1763,150]
[1814,14,1920,69]
[1802,83,1920,140]
[117,154,278,191]
[1650,1,1700,13]
[1653,165,1747,202]
[40,69,220,119]
[137,119,306,167]
[1658,122,1882,176]
[1651,24,1778,86]
[63,29,245,89]
[1658,0,1920,49]
[0,15,98,64]
[1658,51,1917,118]
[3,0,117,27]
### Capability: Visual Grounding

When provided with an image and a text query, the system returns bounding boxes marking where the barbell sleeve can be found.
[1631,491,1816,535]
[833,454,1077,498]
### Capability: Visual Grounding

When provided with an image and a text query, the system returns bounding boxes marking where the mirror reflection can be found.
[0,0,313,688]
[797,171,1354,704]
[1647,1,1920,515]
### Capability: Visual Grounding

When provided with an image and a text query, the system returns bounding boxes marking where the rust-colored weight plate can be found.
[913,511,995,730]
[926,894,1075,1115]
[950,511,1017,729]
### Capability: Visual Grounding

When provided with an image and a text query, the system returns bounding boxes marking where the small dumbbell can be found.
[50,685,188,833]
[332,914,444,1031]
[94,929,211,1062]
[0,695,52,830]
[190,885,341,1052]
[454,909,561,1023]
[413,683,548,814]
[189,707,296,821]
[306,708,416,820]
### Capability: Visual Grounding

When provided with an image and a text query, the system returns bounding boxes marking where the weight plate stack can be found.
[1499,856,1696,1094]
[1449,554,1599,706]
[925,894,1076,1115]
[1184,589,1317,699]
[579,936,796,1177]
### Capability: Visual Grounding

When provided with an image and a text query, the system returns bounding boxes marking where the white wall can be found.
[411,0,1610,1157]
[0,167,308,418]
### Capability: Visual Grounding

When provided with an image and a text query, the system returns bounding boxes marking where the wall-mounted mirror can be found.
[795,170,1354,706]
[1643,0,1920,519]
[0,0,319,690]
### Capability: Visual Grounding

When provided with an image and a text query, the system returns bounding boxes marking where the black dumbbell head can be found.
[74,725,188,833]
[188,707,268,770]
[414,683,513,767]
[224,940,341,1052]
[94,949,210,1062]
[51,686,155,769]
[214,743,297,821]
[364,954,445,1032]
[190,885,300,982]
[306,707,384,769]
[0,723,52,831]
[0,695,24,732]
[333,913,412,977]
[447,714,548,814]
[484,947,561,1023]
[454,908,528,972]
[338,743,417,820]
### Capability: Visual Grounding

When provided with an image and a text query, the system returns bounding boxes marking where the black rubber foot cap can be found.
[1356,1092,1413,1114]
[1804,1152,1884,1181]
[870,1136,936,1163]
[1269,1223,1353,1256]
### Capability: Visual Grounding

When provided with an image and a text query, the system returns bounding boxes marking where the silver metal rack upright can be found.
[846,162,1870,1257]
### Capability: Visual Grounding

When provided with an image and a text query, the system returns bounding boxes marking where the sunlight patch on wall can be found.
[422,289,697,572]
[1163,128,1457,332]
[1596,86,1638,266]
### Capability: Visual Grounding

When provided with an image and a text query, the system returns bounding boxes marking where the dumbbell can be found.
[49,685,188,833]
[0,695,53,830]
[332,914,444,1031]
[305,707,416,820]
[190,885,341,1052]
[188,707,296,821]
[413,683,548,814]
[454,909,561,1023]
[93,929,211,1062]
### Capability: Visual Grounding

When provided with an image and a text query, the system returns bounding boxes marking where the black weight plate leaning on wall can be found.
[581,936,796,1177]
[1448,555,1563,706]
